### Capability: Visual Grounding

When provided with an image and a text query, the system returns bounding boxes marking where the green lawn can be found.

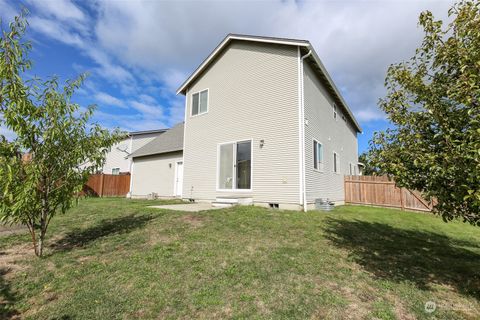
[1,198,479,319]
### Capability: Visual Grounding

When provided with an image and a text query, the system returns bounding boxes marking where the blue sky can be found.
[0,0,453,153]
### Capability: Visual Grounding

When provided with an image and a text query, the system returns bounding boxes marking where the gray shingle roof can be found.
[130,122,184,158]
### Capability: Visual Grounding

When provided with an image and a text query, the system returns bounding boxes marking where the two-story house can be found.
[174,34,362,210]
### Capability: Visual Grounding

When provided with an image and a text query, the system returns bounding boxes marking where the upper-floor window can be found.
[333,103,337,120]
[313,140,324,171]
[192,89,208,116]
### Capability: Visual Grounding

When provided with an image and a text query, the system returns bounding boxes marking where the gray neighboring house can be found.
[100,129,166,175]
[129,123,184,198]
[176,34,362,211]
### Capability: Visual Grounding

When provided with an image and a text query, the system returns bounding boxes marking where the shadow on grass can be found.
[324,218,480,299]
[50,214,154,252]
[0,267,20,318]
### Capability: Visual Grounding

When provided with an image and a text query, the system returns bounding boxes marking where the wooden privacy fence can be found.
[82,173,130,197]
[345,175,434,212]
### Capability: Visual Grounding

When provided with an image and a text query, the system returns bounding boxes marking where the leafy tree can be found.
[0,12,123,256]
[358,152,380,176]
[369,1,480,225]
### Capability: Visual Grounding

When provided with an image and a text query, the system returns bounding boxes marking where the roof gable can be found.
[177,34,361,133]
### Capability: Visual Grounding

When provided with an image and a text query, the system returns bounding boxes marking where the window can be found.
[333,103,337,120]
[333,152,339,173]
[313,140,324,171]
[218,140,252,190]
[112,168,120,175]
[349,163,353,175]
[191,89,208,116]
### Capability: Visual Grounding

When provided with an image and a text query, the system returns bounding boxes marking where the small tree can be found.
[369,0,480,225]
[0,12,123,256]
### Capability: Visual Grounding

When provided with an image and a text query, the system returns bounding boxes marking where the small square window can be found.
[192,89,208,116]
[112,168,120,175]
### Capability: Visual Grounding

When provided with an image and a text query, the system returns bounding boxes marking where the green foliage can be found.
[0,11,123,256]
[358,152,380,176]
[369,1,480,225]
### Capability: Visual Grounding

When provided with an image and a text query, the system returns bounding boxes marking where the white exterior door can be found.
[174,161,184,197]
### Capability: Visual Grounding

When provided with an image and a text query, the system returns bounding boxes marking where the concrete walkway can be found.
[149,202,221,212]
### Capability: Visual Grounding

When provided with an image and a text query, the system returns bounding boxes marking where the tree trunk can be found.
[37,180,48,257]
[37,233,44,257]
[26,221,39,257]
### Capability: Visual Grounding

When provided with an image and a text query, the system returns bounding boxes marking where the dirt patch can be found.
[0,225,28,237]
[179,214,206,228]
[0,242,33,278]
[147,233,176,246]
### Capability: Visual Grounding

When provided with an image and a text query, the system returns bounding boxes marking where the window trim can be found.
[313,139,324,173]
[191,88,209,117]
[333,152,340,174]
[216,139,253,192]
[349,162,354,175]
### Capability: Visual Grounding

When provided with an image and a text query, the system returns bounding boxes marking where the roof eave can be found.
[130,148,183,159]
[306,46,362,133]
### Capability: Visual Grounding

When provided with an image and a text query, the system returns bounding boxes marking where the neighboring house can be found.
[129,123,184,197]
[130,34,362,211]
[101,129,166,175]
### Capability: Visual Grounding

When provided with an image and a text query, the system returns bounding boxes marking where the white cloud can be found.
[29,16,85,47]
[0,0,17,22]
[92,110,168,132]
[4,0,457,127]
[92,0,453,122]
[129,101,164,118]
[26,0,89,35]
[95,92,126,108]
[27,0,86,23]
[356,108,386,122]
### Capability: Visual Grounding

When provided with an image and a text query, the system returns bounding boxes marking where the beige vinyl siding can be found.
[101,138,131,174]
[182,41,300,204]
[101,132,163,174]
[303,62,358,203]
[130,151,183,197]
[131,132,163,153]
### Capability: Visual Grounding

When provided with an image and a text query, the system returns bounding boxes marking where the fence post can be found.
[99,174,105,197]
[400,187,405,211]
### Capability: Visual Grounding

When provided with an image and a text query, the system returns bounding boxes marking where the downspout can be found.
[299,48,312,212]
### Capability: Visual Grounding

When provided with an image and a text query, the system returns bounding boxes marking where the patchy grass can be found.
[1,198,479,319]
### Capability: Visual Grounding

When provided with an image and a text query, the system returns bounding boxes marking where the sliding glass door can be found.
[218,140,251,190]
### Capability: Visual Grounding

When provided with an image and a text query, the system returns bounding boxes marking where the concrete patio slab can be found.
[149,203,221,212]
